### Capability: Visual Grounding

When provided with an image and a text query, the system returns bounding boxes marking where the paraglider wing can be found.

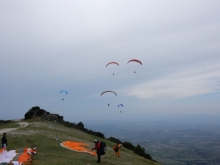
[127,59,142,65]
[118,104,123,107]
[101,91,117,96]
[106,62,119,67]
[60,90,68,95]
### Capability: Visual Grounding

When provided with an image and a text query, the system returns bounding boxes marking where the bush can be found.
[122,142,135,150]
[95,132,105,138]
[134,144,145,156]
[134,144,152,160]
[108,137,121,144]
[76,122,84,129]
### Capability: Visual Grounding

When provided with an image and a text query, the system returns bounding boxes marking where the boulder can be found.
[24,106,64,122]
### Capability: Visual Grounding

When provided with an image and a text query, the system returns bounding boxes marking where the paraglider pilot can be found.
[116,143,122,157]
[113,142,121,157]
[1,133,7,150]
[92,139,101,163]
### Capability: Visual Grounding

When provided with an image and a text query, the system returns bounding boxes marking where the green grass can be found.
[0,121,20,129]
[2,118,161,165]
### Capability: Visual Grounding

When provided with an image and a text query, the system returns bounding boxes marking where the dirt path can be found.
[0,121,29,134]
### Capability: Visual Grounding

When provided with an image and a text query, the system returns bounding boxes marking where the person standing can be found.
[1,133,7,150]
[92,139,101,163]
[114,143,121,157]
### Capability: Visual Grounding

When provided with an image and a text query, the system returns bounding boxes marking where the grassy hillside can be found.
[2,118,161,165]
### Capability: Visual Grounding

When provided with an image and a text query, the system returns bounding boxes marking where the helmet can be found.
[94,139,97,143]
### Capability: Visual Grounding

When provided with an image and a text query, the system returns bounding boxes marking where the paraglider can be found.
[101,90,117,106]
[60,90,68,100]
[118,104,123,113]
[106,62,119,75]
[127,59,142,73]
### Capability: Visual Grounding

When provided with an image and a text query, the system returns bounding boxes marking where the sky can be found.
[1,0,220,123]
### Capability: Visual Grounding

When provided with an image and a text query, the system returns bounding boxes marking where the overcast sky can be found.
[1,0,220,123]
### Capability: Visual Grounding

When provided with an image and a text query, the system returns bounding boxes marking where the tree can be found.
[95,132,105,138]
[122,142,135,150]
[108,137,121,144]
[76,122,84,129]
[134,144,146,157]
[134,144,152,160]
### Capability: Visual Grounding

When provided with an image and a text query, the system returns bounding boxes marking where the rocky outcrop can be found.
[41,113,63,121]
[24,106,63,122]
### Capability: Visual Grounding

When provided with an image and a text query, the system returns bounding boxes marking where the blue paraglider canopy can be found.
[118,104,123,107]
[60,90,68,95]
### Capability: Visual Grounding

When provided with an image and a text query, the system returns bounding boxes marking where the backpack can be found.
[100,142,107,155]
[113,144,119,152]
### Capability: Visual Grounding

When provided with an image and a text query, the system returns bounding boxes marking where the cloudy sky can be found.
[1,0,220,123]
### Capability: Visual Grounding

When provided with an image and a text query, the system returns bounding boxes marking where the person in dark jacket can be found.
[1,133,7,149]
[92,139,101,163]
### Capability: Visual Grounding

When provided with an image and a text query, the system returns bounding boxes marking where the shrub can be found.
[95,132,105,138]
[108,137,121,144]
[76,122,84,129]
[122,142,135,150]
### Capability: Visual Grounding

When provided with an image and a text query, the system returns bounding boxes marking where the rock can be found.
[24,106,64,123]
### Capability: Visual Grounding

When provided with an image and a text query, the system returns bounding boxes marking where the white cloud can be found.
[127,61,220,100]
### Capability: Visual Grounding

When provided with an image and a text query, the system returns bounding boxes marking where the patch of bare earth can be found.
[0,121,30,134]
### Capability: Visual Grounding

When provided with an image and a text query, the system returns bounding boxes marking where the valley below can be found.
[85,120,220,165]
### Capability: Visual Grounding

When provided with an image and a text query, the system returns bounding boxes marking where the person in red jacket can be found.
[92,139,101,163]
